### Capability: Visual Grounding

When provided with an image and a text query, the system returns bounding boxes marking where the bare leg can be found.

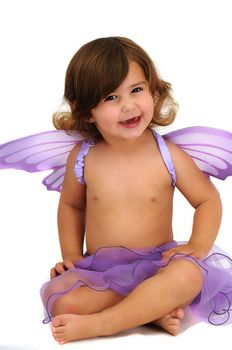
[52,286,124,316]
[150,307,185,335]
[51,259,203,344]
[51,286,124,344]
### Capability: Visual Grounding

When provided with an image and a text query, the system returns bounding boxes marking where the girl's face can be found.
[90,61,154,143]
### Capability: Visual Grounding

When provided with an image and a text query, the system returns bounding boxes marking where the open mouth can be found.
[119,116,141,128]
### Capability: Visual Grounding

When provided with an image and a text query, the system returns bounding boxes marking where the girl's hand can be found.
[50,254,84,279]
[162,243,207,261]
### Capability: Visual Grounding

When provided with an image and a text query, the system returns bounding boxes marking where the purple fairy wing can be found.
[0,130,83,192]
[163,126,232,180]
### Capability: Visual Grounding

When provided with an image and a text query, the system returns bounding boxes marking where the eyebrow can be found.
[130,81,147,88]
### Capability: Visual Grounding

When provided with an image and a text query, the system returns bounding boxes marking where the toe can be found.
[169,318,180,326]
[52,315,67,327]
[54,334,66,343]
[176,307,184,319]
[52,325,65,334]
[171,327,178,336]
[52,317,61,327]
[165,321,179,336]
[57,337,68,345]
[170,307,184,319]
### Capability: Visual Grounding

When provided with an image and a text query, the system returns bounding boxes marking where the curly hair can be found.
[53,37,178,140]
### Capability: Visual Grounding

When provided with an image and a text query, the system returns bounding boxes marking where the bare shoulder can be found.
[165,139,192,160]
[165,140,219,206]
[61,141,86,209]
[165,139,200,173]
[66,142,83,168]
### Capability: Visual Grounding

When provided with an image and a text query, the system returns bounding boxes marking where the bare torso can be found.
[83,130,175,254]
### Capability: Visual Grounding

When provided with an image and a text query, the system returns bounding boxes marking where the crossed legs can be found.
[52,287,124,316]
[51,259,203,344]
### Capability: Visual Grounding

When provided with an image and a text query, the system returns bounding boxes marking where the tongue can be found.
[120,117,139,126]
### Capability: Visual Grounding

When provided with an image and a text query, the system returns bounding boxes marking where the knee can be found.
[52,294,75,316]
[171,260,203,293]
[52,292,88,316]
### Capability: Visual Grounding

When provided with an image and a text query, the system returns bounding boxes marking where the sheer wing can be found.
[163,126,232,180]
[2,126,232,193]
[0,130,83,192]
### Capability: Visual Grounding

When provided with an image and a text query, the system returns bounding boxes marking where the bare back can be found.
[83,129,175,254]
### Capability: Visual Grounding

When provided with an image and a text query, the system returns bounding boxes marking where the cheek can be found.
[98,105,118,119]
[143,96,154,114]
[92,107,117,127]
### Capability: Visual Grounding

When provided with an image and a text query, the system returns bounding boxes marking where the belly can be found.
[85,187,174,254]
[85,213,173,254]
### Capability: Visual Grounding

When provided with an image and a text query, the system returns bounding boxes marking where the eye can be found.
[104,95,117,102]
[132,87,143,93]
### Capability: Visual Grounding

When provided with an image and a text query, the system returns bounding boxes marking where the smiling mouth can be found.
[119,116,141,128]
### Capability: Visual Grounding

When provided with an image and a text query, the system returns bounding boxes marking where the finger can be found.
[50,267,58,279]
[162,245,190,256]
[162,249,177,258]
[54,262,66,275]
[162,249,189,260]
[63,260,76,269]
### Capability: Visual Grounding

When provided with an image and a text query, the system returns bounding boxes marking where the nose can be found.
[121,96,136,113]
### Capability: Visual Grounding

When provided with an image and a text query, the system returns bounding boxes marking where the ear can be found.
[87,112,95,123]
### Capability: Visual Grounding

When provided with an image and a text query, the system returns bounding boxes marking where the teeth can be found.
[121,117,139,123]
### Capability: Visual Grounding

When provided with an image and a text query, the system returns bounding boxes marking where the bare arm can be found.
[163,141,222,260]
[51,144,86,277]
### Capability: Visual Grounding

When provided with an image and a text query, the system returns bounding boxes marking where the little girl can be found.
[40,37,232,344]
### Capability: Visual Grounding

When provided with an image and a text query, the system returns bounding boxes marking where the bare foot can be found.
[51,313,102,344]
[51,308,185,344]
[151,307,185,336]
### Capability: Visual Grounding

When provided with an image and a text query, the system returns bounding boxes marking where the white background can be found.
[0,0,232,349]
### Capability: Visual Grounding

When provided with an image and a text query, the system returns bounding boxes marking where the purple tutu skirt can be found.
[40,241,232,325]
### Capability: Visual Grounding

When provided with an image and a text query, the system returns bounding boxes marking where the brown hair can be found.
[53,37,178,140]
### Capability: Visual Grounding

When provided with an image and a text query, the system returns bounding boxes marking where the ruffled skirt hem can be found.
[40,241,232,325]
